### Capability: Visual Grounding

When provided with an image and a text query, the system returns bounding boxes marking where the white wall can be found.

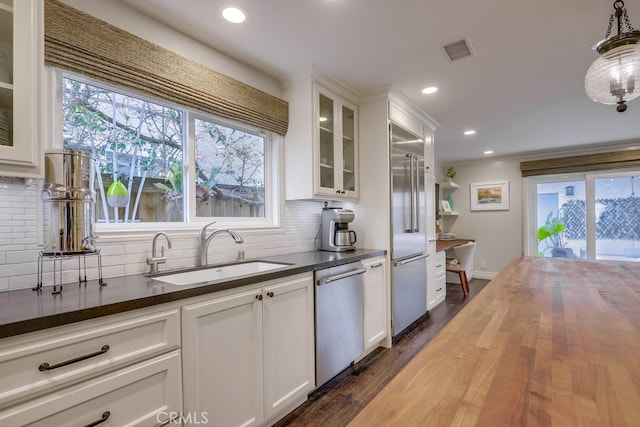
[440,158,524,279]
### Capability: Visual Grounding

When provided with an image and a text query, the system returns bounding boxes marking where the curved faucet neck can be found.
[198,227,244,266]
[152,232,172,257]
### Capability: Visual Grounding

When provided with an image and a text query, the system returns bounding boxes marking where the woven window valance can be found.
[44,0,288,135]
[520,149,640,177]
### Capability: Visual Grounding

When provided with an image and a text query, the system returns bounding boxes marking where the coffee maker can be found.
[320,207,357,252]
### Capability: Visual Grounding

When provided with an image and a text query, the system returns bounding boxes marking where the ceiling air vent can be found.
[443,38,474,61]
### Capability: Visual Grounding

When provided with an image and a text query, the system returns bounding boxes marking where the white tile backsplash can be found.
[0,177,325,291]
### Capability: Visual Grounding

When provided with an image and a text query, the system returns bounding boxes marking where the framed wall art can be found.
[470,181,509,211]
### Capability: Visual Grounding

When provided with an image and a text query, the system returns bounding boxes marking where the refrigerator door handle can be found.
[414,155,421,232]
[394,252,429,266]
[408,153,415,233]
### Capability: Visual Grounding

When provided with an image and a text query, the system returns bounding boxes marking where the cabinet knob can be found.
[256,294,263,301]
[341,190,346,194]
[336,190,341,194]
[267,291,274,298]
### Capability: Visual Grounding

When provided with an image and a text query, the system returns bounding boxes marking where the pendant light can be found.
[585,1,640,112]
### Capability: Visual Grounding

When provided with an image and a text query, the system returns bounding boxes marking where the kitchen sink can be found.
[150,261,293,286]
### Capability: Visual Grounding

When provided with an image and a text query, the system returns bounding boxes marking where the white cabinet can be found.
[0,307,180,409]
[0,351,182,427]
[284,76,358,201]
[182,273,315,426]
[262,275,315,420]
[428,250,446,310]
[182,288,263,427]
[362,257,387,352]
[0,0,42,178]
[0,306,182,426]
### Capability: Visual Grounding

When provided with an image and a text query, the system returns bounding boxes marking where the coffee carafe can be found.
[320,207,357,252]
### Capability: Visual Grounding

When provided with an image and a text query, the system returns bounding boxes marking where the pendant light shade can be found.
[585,43,640,110]
[584,1,640,112]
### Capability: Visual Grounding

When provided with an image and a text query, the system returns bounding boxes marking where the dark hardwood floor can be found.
[275,278,491,427]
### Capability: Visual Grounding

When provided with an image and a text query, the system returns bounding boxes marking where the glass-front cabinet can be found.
[314,83,358,199]
[0,0,42,178]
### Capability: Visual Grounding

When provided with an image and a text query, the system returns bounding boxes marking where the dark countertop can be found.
[0,249,385,339]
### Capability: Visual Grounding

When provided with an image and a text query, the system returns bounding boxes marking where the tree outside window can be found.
[62,76,267,224]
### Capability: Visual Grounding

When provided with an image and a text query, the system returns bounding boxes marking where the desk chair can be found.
[446,242,476,296]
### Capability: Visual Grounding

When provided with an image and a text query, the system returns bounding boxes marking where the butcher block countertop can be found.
[350,256,640,426]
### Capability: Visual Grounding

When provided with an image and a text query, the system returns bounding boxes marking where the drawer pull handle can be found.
[39,345,110,371]
[370,263,383,269]
[84,411,110,427]
[436,288,442,291]
[436,264,442,268]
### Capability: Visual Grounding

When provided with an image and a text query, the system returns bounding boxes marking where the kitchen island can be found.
[350,256,640,426]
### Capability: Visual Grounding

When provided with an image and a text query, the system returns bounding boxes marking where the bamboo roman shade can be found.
[44,0,288,135]
[520,149,640,177]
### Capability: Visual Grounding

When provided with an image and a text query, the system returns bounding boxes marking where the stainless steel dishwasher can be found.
[315,262,366,387]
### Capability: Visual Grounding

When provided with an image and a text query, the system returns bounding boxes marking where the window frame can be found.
[47,67,281,239]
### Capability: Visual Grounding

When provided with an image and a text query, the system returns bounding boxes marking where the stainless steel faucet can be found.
[198,222,244,266]
[146,231,172,274]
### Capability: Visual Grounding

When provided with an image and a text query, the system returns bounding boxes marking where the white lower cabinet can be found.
[0,351,182,426]
[262,275,315,420]
[181,273,315,427]
[0,308,180,409]
[435,251,447,306]
[362,257,387,352]
[427,250,446,310]
[0,304,183,427]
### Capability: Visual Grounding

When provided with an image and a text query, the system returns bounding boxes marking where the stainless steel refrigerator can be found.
[390,123,428,337]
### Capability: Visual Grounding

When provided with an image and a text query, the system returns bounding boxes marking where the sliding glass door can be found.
[527,170,640,262]
[590,173,640,261]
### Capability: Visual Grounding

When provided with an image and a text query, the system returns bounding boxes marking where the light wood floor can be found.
[275,278,490,427]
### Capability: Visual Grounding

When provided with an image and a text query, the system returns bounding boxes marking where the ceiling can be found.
[117,0,640,163]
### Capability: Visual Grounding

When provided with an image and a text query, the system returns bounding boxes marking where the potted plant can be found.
[537,211,574,258]
[446,166,456,181]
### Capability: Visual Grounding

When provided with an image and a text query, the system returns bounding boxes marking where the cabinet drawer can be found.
[0,350,183,427]
[435,251,446,277]
[0,308,180,408]
[436,275,447,301]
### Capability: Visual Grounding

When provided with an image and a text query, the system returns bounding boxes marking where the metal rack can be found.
[33,250,107,295]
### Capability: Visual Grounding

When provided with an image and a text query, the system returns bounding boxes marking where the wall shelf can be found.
[440,181,459,190]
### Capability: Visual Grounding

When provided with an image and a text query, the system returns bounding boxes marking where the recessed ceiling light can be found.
[484,150,494,155]
[222,6,247,23]
[421,86,438,95]
[464,130,476,135]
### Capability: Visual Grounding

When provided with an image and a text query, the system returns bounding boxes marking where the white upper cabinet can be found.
[283,73,359,201]
[0,0,42,178]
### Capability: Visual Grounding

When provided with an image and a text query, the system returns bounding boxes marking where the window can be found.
[193,116,266,219]
[61,75,277,229]
[526,170,640,262]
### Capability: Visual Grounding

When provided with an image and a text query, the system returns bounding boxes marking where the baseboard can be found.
[472,270,498,280]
